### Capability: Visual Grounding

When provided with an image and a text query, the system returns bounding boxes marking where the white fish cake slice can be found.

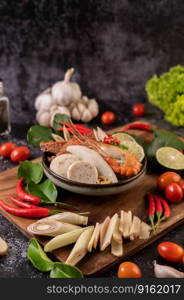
[67,161,98,184]
[67,145,118,183]
[50,154,79,178]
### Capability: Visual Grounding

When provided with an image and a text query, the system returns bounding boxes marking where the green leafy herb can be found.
[27,239,53,272]
[17,161,43,184]
[146,129,184,160]
[50,262,83,278]
[28,179,58,204]
[118,144,128,150]
[27,125,53,146]
[27,239,84,278]
[52,113,72,133]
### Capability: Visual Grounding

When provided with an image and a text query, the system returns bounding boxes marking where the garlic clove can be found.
[154,261,184,278]
[77,102,86,114]
[50,107,71,127]
[88,99,99,118]
[36,111,51,127]
[71,106,81,121]
[81,96,89,105]
[81,109,92,122]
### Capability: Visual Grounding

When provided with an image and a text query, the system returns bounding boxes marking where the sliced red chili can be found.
[123,123,152,131]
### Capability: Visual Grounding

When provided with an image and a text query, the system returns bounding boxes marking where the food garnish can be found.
[38,211,88,225]
[165,183,183,203]
[16,178,41,205]
[123,122,152,131]
[156,147,184,170]
[157,172,181,190]
[0,142,16,158]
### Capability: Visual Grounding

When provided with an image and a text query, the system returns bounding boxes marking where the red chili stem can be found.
[147,193,155,230]
[9,195,37,209]
[123,123,152,131]
[0,199,49,218]
[16,178,40,205]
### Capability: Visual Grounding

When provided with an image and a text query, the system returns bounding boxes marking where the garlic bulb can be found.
[52,68,82,106]
[35,90,54,111]
[34,68,99,125]
[36,110,51,127]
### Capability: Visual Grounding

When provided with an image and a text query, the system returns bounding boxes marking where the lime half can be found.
[112,132,145,162]
[112,133,136,144]
[156,147,184,170]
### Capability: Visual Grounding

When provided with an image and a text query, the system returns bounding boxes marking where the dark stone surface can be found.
[0,0,184,278]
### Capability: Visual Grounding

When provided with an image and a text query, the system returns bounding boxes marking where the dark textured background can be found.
[0,0,184,278]
[1,0,184,124]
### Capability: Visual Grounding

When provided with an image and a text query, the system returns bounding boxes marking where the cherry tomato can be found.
[10,146,30,162]
[0,142,16,158]
[132,104,145,118]
[157,172,181,190]
[165,183,183,203]
[118,262,142,278]
[182,255,184,264]
[179,180,184,193]
[101,111,116,125]
[157,242,184,263]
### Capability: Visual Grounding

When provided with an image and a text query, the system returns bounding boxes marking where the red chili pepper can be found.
[103,136,120,145]
[0,199,50,218]
[16,178,41,205]
[9,195,37,209]
[147,193,155,229]
[159,196,170,220]
[123,123,152,131]
[58,123,92,134]
[154,195,163,225]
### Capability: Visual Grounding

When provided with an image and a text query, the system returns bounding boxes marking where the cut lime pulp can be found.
[156,147,184,170]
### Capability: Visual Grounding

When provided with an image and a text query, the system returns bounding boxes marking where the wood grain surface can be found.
[0,124,184,276]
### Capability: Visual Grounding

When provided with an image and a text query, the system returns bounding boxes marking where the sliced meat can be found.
[67,161,98,184]
[67,145,118,183]
[50,154,79,178]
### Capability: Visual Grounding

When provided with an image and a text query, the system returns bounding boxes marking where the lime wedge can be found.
[156,147,184,170]
[112,132,144,162]
[112,133,136,144]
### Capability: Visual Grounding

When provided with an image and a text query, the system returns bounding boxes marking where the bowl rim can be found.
[42,152,147,189]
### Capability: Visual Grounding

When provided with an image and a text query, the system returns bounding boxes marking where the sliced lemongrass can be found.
[129,215,141,240]
[111,217,123,257]
[99,216,110,251]
[112,217,122,244]
[63,125,70,141]
[101,213,118,251]
[119,210,124,233]
[139,221,152,239]
[65,226,94,266]
[44,227,87,252]
[88,222,100,252]
[122,211,132,239]
[27,220,81,237]
[38,212,88,226]
[0,237,8,256]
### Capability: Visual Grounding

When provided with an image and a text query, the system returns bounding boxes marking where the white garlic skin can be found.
[154,261,184,278]
[36,110,51,127]
[81,109,92,122]
[35,93,54,111]
[71,106,81,121]
[50,106,71,127]
[88,99,99,117]
[51,68,82,106]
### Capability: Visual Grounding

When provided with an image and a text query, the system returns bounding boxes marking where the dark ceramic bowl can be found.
[42,152,147,196]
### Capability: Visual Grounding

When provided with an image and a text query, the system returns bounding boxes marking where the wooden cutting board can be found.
[1,124,184,276]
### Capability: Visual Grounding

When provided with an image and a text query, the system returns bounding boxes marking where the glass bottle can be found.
[0,81,11,136]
